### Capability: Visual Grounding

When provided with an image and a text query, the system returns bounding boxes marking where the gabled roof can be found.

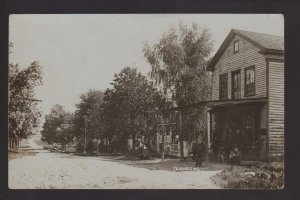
[207,29,284,71]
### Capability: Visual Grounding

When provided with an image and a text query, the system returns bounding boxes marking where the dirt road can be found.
[9,137,220,189]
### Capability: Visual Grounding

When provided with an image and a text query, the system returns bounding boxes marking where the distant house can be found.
[206,29,284,162]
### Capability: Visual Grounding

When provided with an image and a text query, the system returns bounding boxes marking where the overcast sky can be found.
[9,14,284,116]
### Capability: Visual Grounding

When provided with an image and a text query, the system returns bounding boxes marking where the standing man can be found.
[195,132,204,167]
[191,137,198,162]
[226,128,234,159]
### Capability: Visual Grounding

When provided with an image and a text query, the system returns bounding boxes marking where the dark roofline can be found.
[259,49,284,55]
[207,29,282,71]
[161,97,267,112]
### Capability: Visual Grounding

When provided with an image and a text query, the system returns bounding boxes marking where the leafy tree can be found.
[143,22,212,105]
[73,90,105,149]
[9,48,43,149]
[143,23,213,157]
[102,67,160,151]
[41,104,74,147]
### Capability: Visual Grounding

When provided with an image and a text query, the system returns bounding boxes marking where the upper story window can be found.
[232,70,241,99]
[219,73,228,100]
[245,66,255,96]
[233,40,239,53]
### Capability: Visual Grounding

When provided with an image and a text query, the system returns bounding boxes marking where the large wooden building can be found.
[206,29,284,162]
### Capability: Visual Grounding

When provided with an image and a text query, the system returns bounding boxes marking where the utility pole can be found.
[84,117,87,154]
[158,113,177,161]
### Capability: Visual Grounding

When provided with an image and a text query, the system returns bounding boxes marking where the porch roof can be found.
[208,97,267,111]
[162,97,267,112]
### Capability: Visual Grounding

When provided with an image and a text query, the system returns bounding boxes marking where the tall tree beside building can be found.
[143,22,212,105]
[9,44,43,149]
[143,23,213,156]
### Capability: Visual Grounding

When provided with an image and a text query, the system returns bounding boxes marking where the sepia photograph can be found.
[8,14,284,189]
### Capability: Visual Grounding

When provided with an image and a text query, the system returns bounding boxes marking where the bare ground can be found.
[9,136,221,189]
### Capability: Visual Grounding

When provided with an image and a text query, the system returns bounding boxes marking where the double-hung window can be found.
[245,66,255,96]
[219,73,228,100]
[232,70,241,99]
[233,40,239,53]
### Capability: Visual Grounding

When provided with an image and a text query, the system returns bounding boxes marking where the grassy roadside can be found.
[8,149,38,160]
[211,162,284,189]
[8,138,40,160]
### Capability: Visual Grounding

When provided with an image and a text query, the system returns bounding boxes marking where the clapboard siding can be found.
[211,35,267,101]
[268,61,284,158]
[260,104,267,128]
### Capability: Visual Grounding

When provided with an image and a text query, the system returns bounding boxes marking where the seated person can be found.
[229,145,241,165]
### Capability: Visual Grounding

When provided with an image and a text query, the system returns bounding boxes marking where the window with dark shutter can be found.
[219,73,228,100]
[245,66,255,96]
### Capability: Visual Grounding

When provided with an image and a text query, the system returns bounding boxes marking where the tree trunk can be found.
[113,139,117,154]
[97,139,99,154]
[132,133,136,153]
[100,138,104,153]
[145,135,151,152]
[113,144,117,154]
[11,138,18,150]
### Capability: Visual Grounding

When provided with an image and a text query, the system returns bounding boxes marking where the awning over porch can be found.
[208,97,267,111]
[162,97,267,112]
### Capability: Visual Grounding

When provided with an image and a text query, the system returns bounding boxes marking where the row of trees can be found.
[41,67,162,152]
[9,43,44,150]
[40,23,214,154]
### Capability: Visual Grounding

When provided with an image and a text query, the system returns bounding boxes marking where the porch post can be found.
[161,113,165,161]
[156,132,160,153]
[205,109,210,165]
[179,109,184,161]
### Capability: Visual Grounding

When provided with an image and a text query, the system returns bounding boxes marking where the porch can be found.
[208,99,268,162]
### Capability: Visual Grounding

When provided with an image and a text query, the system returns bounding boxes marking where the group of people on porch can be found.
[210,126,242,164]
[189,128,241,167]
